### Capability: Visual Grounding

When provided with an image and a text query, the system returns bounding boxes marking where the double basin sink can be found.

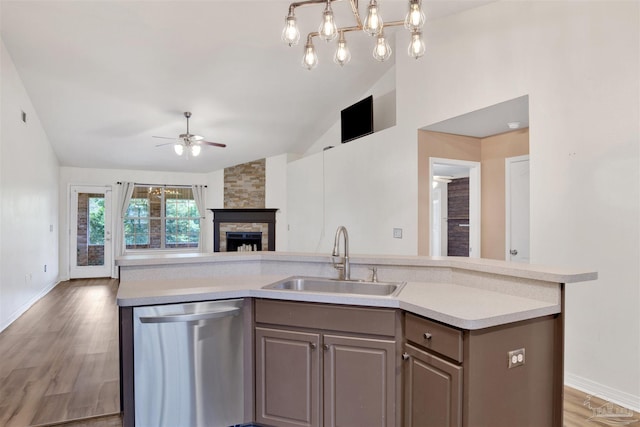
[262,276,406,297]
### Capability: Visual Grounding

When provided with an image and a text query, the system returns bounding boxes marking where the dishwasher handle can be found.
[139,306,240,324]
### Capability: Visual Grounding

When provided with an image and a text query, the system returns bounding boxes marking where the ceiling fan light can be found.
[191,145,201,157]
[174,143,184,156]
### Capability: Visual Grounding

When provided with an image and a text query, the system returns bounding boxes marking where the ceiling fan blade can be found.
[152,135,178,140]
[202,141,227,148]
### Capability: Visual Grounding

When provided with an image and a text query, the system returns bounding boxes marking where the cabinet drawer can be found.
[405,313,463,363]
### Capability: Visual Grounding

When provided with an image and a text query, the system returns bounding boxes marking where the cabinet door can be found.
[323,334,397,427]
[403,343,462,427]
[255,327,321,427]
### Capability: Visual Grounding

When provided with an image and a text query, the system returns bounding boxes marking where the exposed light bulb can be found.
[333,32,351,66]
[372,30,392,61]
[363,0,383,36]
[281,14,300,46]
[301,41,319,70]
[191,145,201,157]
[318,2,338,42]
[404,0,425,31]
[174,143,184,156]
[408,30,425,59]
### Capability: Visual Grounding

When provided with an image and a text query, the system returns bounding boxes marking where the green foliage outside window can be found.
[89,197,105,245]
[124,186,200,249]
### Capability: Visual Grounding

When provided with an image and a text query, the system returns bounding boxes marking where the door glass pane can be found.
[76,193,105,266]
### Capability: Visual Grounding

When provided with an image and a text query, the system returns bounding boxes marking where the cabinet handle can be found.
[323,344,330,351]
[402,352,410,361]
[423,332,432,340]
[309,343,317,350]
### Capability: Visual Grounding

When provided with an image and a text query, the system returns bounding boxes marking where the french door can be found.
[70,185,113,278]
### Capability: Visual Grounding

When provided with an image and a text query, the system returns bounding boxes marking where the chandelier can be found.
[282,0,426,70]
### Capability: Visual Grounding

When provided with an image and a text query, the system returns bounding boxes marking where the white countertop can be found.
[116,251,597,284]
[116,274,561,330]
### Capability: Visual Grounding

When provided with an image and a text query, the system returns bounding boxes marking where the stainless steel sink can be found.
[262,276,405,297]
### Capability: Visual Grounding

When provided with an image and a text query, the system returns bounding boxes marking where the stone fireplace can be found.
[211,159,278,252]
[210,209,277,252]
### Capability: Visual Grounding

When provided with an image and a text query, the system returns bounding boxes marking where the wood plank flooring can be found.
[1,277,637,426]
[0,279,120,427]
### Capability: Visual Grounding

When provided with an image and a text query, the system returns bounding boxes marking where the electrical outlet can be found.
[393,228,403,239]
[508,348,525,368]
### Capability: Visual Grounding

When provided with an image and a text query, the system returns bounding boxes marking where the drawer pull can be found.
[402,352,410,361]
[423,332,433,340]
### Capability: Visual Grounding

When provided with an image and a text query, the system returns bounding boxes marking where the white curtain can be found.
[192,184,207,252]
[116,182,135,256]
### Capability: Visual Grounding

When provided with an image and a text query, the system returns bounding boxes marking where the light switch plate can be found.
[393,228,403,239]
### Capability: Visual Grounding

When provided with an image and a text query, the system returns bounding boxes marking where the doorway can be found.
[69,185,113,278]
[430,158,481,258]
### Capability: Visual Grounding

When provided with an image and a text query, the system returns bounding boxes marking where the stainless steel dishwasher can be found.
[133,299,244,427]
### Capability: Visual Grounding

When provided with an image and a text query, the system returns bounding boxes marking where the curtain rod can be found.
[116,182,207,188]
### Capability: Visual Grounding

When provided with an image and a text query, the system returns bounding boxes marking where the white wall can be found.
[304,66,398,155]
[266,154,290,251]
[0,40,60,332]
[288,0,639,409]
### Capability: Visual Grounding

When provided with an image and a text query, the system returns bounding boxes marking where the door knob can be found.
[402,352,410,361]
[510,249,518,256]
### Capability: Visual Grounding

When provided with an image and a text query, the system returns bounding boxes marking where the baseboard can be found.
[565,372,640,412]
[0,279,60,333]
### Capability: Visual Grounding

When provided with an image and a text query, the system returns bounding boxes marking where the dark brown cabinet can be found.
[403,312,563,427]
[255,327,320,427]
[254,299,401,427]
[403,343,462,427]
[403,314,463,427]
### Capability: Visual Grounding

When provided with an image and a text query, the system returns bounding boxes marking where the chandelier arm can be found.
[312,20,404,40]
[289,0,340,15]
[348,0,362,28]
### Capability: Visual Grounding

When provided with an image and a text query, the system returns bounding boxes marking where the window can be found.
[124,185,200,250]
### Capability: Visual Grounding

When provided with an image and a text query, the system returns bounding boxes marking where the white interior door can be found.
[70,185,113,278]
[506,156,530,262]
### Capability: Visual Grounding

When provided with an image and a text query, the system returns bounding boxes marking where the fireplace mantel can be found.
[209,209,278,252]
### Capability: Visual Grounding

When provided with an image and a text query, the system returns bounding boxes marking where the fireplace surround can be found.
[210,209,278,252]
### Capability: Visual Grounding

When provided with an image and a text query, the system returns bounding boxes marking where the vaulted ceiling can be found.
[1,0,495,173]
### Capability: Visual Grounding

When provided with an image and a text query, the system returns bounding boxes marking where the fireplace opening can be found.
[226,232,262,252]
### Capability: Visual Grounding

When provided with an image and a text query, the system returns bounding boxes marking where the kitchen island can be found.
[116,252,596,427]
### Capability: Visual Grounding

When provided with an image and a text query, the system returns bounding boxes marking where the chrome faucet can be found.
[331,226,350,280]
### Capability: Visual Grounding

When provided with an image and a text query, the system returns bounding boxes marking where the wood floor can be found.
[1,278,636,427]
[0,278,120,427]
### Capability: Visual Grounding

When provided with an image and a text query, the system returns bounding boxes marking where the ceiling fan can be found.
[153,112,226,157]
